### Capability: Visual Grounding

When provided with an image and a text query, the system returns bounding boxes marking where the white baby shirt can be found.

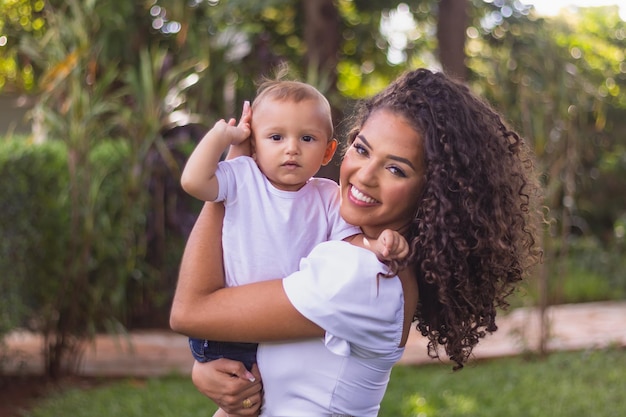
[214,156,360,287]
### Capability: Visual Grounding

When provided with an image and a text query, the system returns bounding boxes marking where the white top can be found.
[215,157,360,287]
[258,241,406,416]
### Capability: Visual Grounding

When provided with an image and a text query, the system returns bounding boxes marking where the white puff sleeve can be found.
[282,241,404,358]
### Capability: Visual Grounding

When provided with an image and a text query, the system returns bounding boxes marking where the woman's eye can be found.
[269,134,282,141]
[353,143,367,156]
[388,166,407,177]
[301,135,314,142]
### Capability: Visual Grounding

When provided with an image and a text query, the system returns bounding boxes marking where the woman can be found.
[170,68,541,416]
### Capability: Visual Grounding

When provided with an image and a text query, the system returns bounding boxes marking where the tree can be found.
[303,0,342,85]
[468,3,626,350]
[14,0,202,377]
[437,0,469,80]
[0,0,46,91]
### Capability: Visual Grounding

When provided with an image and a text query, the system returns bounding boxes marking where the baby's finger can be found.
[239,101,252,125]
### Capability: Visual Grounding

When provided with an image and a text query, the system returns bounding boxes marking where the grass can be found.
[382,348,626,416]
[22,377,217,416]
[22,348,626,417]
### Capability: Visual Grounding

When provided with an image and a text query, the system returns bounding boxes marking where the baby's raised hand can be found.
[231,101,252,144]
[215,101,250,145]
[373,229,409,261]
[225,101,253,159]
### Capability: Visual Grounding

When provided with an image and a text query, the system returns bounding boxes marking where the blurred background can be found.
[0,0,625,379]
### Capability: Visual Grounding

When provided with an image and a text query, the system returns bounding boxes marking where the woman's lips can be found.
[349,184,378,205]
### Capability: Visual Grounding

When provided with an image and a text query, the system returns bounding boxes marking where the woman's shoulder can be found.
[285,240,405,356]
[308,241,383,267]
[297,241,401,302]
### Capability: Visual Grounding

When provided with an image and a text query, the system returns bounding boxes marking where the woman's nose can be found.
[355,160,378,185]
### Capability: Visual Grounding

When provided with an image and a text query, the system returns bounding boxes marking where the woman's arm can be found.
[170,202,323,342]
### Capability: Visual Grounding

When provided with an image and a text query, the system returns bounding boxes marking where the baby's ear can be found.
[322,138,338,165]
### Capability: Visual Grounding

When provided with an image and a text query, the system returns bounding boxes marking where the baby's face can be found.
[251,98,336,191]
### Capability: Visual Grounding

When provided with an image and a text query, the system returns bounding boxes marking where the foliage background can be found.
[0,0,625,376]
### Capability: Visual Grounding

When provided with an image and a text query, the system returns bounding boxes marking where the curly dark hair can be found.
[346,68,542,369]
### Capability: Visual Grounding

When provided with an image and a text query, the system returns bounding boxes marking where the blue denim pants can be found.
[188,338,258,371]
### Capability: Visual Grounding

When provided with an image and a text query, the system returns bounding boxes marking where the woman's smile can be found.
[348,184,379,205]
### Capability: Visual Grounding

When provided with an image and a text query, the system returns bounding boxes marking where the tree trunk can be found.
[302,0,342,181]
[437,0,468,81]
[302,0,341,86]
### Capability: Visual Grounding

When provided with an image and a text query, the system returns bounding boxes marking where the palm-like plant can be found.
[17,0,204,378]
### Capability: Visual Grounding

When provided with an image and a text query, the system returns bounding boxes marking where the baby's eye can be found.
[269,134,282,141]
[301,135,314,142]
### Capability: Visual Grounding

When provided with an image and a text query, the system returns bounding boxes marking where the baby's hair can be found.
[348,68,542,369]
[252,64,334,139]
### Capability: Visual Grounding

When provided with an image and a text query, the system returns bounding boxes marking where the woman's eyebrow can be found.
[389,154,416,170]
[357,134,371,148]
[357,134,416,171]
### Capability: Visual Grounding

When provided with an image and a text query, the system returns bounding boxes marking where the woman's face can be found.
[339,109,426,238]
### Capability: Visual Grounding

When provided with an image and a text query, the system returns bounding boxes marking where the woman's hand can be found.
[192,359,263,416]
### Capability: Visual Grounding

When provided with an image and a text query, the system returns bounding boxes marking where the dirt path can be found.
[4,302,626,377]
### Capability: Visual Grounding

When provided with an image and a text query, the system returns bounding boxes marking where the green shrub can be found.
[0,139,69,334]
[0,138,155,375]
[513,235,626,307]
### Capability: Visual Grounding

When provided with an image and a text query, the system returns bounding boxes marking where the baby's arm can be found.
[346,230,409,262]
[181,101,251,201]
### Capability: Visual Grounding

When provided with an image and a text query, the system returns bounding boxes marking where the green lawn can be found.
[23,348,625,417]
